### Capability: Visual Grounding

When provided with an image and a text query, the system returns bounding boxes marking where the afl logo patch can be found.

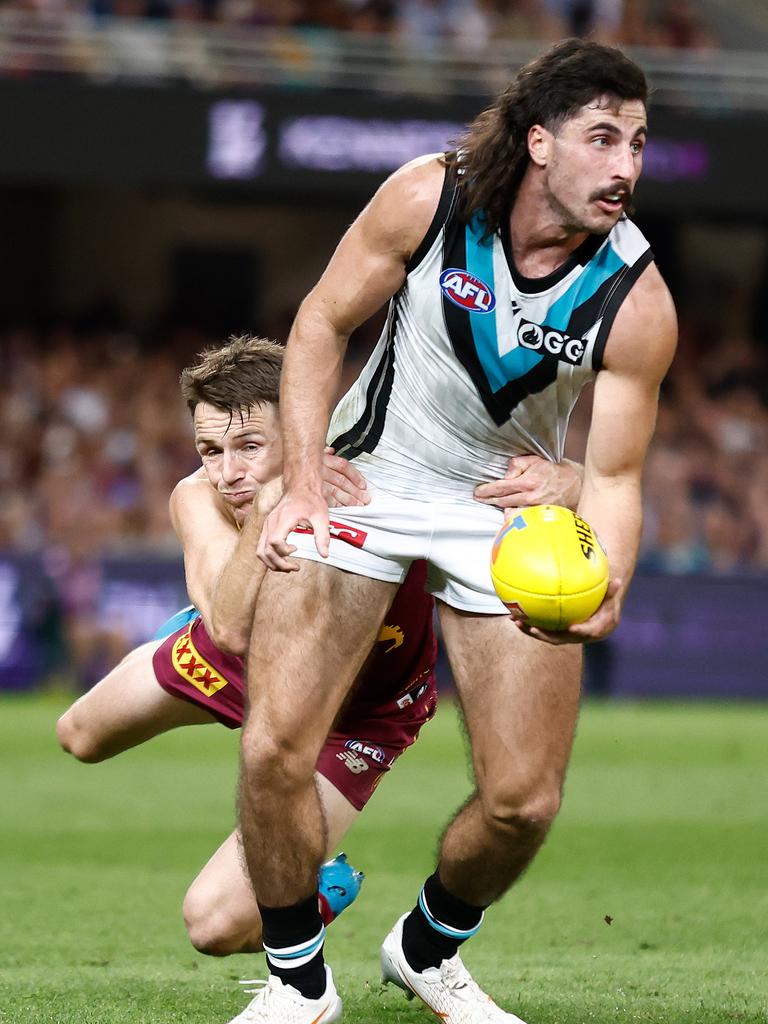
[439,269,496,314]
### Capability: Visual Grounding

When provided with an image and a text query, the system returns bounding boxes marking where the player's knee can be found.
[481,780,562,841]
[56,709,106,764]
[240,724,315,795]
[183,890,251,956]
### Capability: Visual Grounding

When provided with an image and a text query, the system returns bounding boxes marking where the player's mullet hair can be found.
[445,38,649,237]
[180,334,284,416]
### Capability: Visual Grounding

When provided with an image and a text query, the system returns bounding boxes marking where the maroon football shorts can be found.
[153,618,437,810]
[316,676,437,810]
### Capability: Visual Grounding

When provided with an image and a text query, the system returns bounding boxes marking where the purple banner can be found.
[0,557,765,698]
[605,573,767,699]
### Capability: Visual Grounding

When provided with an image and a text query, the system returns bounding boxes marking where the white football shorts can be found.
[288,484,508,614]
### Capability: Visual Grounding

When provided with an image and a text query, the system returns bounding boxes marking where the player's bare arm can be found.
[474,455,584,511]
[171,456,369,652]
[523,262,677,645]
[170,472,240,629]
[258,156,447,570]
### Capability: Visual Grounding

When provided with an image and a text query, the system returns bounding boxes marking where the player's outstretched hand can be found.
[257,488,330,571]
[510,578,623,645]
[322,447,370,507]
[474,455,582,511]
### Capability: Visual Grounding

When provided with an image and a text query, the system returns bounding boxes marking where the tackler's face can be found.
[194,401,283,524]
[534,96,647,235]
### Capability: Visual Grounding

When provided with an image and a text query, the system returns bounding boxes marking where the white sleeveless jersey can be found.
[329,167,654,500]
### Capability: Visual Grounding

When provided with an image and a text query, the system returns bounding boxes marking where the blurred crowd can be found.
[642,334,768,575]
[566,322,768,577]
[1,308,766,575]
[0,0,719,52]
[0,308,765,691]
[0,322,201,558]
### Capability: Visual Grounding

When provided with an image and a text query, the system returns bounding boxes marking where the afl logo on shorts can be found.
[345,739,387,765]
[440,269,496,314]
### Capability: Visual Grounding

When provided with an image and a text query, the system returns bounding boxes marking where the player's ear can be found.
[528,125,550,167]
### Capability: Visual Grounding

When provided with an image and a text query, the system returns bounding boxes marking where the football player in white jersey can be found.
[233,39,677,1024]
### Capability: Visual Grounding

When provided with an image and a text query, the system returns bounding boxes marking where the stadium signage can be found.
[0,80,761,214]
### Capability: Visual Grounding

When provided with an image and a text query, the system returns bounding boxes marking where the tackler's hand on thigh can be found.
[512,578,623,645]
[322,447,370,508]
[257,487,330,571]
[474,455,583,511]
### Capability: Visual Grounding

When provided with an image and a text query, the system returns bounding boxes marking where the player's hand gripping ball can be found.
[490,505,609,630]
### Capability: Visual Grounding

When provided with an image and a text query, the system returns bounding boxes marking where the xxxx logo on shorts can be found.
[172,627,229,696]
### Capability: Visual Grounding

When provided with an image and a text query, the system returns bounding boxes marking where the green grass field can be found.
[1,695,766,1024]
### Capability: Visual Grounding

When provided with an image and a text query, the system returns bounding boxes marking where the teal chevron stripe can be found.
[464,225,625,396]
[465,214,541,394]
[544,242,624,331]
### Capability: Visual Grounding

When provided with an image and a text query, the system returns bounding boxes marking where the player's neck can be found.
[509,179,589,280]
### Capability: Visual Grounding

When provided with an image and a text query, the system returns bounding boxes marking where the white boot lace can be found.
[239,979,268,995]
[234,977,296,1021]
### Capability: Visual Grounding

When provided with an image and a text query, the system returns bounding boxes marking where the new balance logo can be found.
[336,750,369,774]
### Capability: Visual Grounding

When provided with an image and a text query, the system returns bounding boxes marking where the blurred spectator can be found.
[647,0,717,50]
[0,0,721,51]
[541,0,624,44]
[395,0,452,53]
[347,0,396,34]
[0,0,722,93]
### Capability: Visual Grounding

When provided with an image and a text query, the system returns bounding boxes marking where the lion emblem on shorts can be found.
[377,624,404,653]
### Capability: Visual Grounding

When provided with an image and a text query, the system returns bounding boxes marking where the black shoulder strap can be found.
[405,160,459,274]
[591,248,654,370]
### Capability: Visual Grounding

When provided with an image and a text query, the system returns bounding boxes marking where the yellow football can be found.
[490,505,609,630]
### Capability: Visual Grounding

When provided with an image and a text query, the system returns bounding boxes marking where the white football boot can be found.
[227,965,342,1024]
[381,914,528,1024]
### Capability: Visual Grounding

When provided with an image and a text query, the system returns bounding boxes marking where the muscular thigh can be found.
[247,563,397,754]
[64,640,217,758]
[438,604,582,792]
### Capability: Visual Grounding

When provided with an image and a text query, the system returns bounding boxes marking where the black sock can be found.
[259,893,327,999]
[401,872,486,973]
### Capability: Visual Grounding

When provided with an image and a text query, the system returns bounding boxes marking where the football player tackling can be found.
[57,335,580,1004]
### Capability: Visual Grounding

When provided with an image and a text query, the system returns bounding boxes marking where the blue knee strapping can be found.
[153,605,200,640]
